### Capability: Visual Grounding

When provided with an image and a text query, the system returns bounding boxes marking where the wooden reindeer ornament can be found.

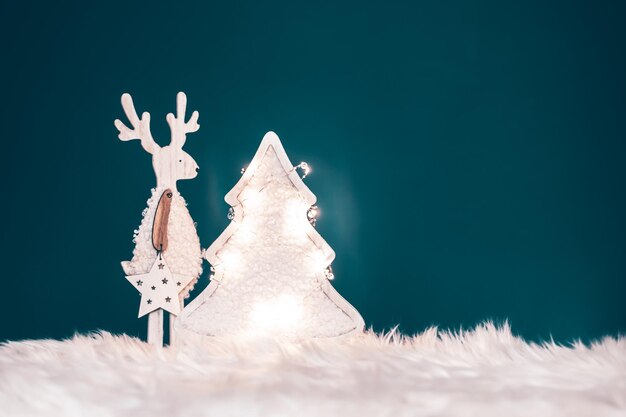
[115,92,203,346]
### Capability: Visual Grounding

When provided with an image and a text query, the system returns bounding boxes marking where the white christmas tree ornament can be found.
[176,132,364,339]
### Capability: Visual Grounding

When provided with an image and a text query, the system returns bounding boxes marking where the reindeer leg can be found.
[169,298,184,345]
[169,312,176,345]
[147,310,164,346]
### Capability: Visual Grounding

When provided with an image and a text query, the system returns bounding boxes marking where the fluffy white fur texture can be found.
[122,187,202,300]
[0,323,624,417]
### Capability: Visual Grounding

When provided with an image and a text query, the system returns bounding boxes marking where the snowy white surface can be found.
[178,136,363,338]
[0,323,624,417]
[122,187,202,300]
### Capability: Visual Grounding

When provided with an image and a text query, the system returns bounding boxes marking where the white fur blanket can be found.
[0,323,624,417]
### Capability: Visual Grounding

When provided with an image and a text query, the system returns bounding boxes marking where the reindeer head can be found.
[114,92,200,191]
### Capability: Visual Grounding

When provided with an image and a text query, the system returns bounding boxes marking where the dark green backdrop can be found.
[1,1,624,343]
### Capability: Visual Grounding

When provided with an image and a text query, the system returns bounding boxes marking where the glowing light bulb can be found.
[296,162,311,179]
[241,188,262,209]
[235,221,255,243]
[307,205,319,226]
[324,266,335,280]
[217,247,239,265]
[282,200,310,237]
[310,250,329,271]
[249,295,303,334]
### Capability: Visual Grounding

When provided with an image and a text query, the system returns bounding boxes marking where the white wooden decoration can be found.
[114,92,201,192]
[176,132,364,339]
[116,92,203,346]
[125,256,196,317]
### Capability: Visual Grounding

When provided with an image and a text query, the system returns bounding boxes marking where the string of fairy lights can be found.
[293,162,334,280]
[213,161,335,282]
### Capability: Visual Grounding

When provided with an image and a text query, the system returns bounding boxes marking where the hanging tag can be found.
[125,257,195,318]
[152,189,173,253]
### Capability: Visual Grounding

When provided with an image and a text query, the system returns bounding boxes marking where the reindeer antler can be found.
[114,93,160,154]
[166,92,200,148]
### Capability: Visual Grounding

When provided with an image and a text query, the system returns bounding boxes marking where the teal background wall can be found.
[1,1,624,343]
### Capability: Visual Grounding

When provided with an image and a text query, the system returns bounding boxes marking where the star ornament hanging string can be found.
[125,255,195,317]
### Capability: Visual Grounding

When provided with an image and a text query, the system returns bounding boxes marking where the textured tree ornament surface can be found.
[125,256,196,317]
[115,92,203,346]
[176,132,364,339]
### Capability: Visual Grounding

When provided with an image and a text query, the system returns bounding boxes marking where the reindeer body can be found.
[121,187,202,298]
[115,92,203,346]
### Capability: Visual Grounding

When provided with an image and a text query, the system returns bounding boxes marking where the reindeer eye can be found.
[179,159,182,162]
